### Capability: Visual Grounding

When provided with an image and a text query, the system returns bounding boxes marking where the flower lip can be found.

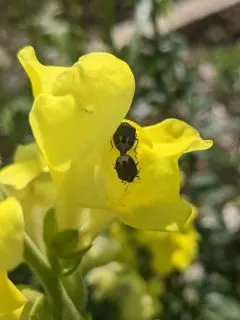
[100,118,213,231]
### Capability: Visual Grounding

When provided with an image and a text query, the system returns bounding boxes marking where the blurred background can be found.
[1,0,240,319]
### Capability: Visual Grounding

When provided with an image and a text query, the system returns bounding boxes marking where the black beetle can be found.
[112,122,138,155]
[114,154,139,183]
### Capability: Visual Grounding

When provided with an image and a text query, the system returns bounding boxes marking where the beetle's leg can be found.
[110,139,114,150]
[134,138,139,155]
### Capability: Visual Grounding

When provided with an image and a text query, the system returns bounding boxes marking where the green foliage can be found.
[43,209,58,247]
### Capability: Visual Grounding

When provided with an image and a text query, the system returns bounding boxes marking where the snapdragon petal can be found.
[0,272,25,316]
[0,143,47,190]
[56,201,115,249]
[0,160,41,190]
[78,208,115,242]
[137,231,174,275]
[0,198,24,271]
[17,46,67,97]
[100,137,191,230]
[171,229,199,270]
[151,242,175,275]
[14,143,47,171]
[29,93,79,180]
[117,200,191,231]
[81,209,115,236]
[98,119,212,231]
[143,118,213,157]
[0,143,52,253]
[29,52,135,208]
[0,308,23,320]
[13,143,38,163]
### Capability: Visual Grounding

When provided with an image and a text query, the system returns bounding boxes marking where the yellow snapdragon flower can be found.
[137,227,199,275]
[136,209,199,275]
[18,46,212,235]
[0,197,25,319]
[0,144,114,249]
[111,209,199,276]
[0,143,55,252]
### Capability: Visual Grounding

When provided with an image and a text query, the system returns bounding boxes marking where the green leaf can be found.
[43,208,58,246]
[49,229,79,258]
[60,245,91,276]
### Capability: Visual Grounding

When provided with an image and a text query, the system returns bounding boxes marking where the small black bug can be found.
[112,122,138,155]
[114,154,138,183]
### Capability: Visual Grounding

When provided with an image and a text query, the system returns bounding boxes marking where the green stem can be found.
[24,233,84,320]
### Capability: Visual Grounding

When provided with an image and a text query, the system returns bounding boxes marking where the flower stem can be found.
[24,233,85,320]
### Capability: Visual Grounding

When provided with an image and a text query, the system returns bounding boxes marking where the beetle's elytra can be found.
[114,154,138,183]
[112,122,138,155]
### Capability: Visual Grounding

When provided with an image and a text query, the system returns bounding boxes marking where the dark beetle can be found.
[114,154,138,183]
[112,122,138,155]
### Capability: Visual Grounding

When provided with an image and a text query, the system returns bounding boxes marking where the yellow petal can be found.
[29,52,135,206]
[0,160,42,190]
[152,246,174,275]
[117,200,191,231]
[96,119,212,231]
[137,225,199,275]
[137,231,174,275]
[17,46,67,97]
[17,179,56,253]
[0,198,24,271]
[0,308,23,320]
[68,208,115,249]
[14,143,47,171]
[143,118,213,157]
[29,94,79,178]
[13,143,38,163]
[100,132,191,230]
[79,208,115,241]
[0,272,25,315]
[171,250,190,271]
[171,229,199,270]
[0,142,47,191]
[56,201,115,249]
